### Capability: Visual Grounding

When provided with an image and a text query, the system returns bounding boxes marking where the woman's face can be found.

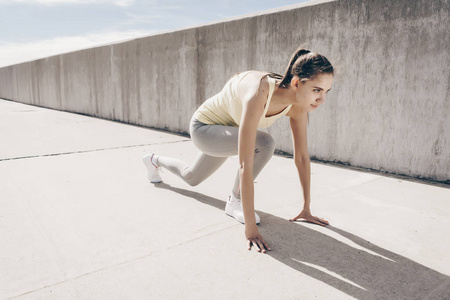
[294,73,334,112]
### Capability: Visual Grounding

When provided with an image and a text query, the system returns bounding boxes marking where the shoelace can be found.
[150,154,159,170]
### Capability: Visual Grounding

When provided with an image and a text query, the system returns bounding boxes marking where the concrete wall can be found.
[0,0,449,182]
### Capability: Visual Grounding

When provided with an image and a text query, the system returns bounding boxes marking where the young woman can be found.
[143,48,333,253]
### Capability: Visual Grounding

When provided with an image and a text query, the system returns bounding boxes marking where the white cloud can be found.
[0,30,155,68]
[0,0,135,6]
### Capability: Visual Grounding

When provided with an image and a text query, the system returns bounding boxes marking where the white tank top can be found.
[193,71,292,129]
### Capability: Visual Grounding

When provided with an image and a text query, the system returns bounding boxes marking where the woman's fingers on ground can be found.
[258,237,271,251]
[319,219,329,225]
[251,240,261,252]
[313,216,329,225]
[289,216,301,222]
[315,219,326,226]
[257,240,266,253]
[247,240,257,251]
[262,239,271,251]
[308,217,325,226]
[248,239,271,253]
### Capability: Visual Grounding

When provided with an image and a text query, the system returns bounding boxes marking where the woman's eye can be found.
[314,89,320,93]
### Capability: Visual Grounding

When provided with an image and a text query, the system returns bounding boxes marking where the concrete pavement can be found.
[1,98,449,300]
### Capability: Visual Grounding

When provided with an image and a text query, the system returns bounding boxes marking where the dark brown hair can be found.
[270,48,334,88]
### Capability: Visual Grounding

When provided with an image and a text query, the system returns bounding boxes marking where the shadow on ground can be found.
[155,182,450,300]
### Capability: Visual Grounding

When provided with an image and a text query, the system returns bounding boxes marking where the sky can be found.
[0,0,309,68]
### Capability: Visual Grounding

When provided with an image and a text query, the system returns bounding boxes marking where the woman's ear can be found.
[290,76,300,90]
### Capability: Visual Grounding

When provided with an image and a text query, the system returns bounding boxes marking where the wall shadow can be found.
[154,182,450,300]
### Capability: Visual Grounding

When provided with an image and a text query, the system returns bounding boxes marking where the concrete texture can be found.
[1,98,450,300]
[0,0,448,183]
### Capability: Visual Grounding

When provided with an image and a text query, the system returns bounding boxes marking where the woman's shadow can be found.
[154,182,450,300]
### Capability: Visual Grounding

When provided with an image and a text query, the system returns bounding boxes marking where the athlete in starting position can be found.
[143,48,333,253]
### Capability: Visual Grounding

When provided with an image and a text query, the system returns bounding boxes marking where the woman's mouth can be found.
[311,104,318,109]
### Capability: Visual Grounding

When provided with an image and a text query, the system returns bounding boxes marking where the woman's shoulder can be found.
[235,71,271,103]
[237,70,269,82]
[237,71,271,93]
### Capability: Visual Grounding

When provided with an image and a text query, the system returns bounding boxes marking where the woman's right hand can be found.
[245,224,271,253]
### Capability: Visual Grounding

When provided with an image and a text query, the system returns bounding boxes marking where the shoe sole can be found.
[225,207,260,225]
[150,176,162,183]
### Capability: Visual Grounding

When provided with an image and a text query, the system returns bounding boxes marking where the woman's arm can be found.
[237,73,271,252]
[287,106,329,226]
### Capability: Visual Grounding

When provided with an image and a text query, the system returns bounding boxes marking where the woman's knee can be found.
[255,132,275,154]
[182,169,203,186]
[186,179,201,187]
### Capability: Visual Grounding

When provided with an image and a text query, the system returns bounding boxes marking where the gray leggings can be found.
[157,119,275,199]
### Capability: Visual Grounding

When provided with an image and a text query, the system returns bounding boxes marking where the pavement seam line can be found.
[165,223,239,251]
[6,223,238,300]
[0,139,191,162]
[6,254,153,300]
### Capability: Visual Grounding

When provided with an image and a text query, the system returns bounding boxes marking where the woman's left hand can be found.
[289,209,329,226]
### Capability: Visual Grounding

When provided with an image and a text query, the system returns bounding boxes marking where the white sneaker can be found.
[225,196,260,224]
[143,153,162,183]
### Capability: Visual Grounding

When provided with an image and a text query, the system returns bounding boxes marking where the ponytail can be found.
[278,48,311,88]
[273,48,334,89]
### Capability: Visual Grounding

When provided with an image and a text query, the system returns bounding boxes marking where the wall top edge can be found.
[0,0,337,70]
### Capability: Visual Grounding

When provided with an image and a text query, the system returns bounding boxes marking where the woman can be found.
[143,48,333,253]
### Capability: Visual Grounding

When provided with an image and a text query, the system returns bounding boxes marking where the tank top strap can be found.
[261,74,276,117]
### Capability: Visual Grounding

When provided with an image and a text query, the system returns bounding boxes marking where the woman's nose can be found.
[317,94,326,104]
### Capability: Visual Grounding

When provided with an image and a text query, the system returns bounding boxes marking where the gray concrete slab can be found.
[1,99,450,300]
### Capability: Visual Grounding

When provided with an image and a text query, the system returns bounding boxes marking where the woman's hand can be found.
[245,224,271,253]
[289,209,329,226]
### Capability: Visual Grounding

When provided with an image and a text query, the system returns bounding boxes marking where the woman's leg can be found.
[152,120,275,193]
[153,121,238,186]
[156,153,227,186]
[190,122,275,193]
